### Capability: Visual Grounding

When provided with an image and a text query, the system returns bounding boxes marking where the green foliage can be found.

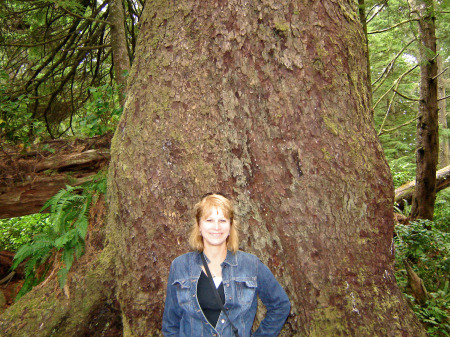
[71,83,123,137]
[11,184,94,300]
[367,0,449,193]
[394,220,450,336]
[0,0,142,143]
[0,214,51,252]
[0,71,45,145]
[389,156,416,188]
[434,189,450,231]
[410,284,450,337]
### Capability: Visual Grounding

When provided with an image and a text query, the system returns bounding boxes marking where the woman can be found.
[162,193,290,337]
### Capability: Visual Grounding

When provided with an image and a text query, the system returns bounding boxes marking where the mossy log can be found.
[395,165,450,208]
[0,135,111,219]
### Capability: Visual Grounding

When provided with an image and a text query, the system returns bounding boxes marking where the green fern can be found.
[12,182,95,300]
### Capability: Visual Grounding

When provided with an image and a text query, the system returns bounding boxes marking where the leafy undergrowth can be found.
[4,173,107,301]
[394,190,450,336]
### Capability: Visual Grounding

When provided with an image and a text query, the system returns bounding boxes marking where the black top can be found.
[197,270,225,327]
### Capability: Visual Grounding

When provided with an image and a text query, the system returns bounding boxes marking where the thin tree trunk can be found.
[358,0,372,97]
[438,55,449,168]
[410,0,439,220]
[110,0,131,105]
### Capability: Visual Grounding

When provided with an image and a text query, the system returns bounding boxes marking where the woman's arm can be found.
[253,259,291,336]
[162,263,182,336]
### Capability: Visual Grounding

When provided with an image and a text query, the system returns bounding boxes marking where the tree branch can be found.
[368,19,419,34]
[372,38,416,90]
[393,89,420,101]
[431,66,448,80]
[379,116,419,135]
[59,5,112,26]
[373,64,419,112]
[1,34,73,48]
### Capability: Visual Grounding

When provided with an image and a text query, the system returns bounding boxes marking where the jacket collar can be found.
[195,250,238,267]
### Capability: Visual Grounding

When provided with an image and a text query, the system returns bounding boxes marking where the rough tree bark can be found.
[409,0,439,220]
[0,1,427,336]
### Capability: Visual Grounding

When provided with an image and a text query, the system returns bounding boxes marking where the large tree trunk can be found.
[410,0,439,220]
[0,1,426,336]
[105,1,424,336]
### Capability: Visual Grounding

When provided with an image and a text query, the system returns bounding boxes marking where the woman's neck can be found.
[203,245,227,264]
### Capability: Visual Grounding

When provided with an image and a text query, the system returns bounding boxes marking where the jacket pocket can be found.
[235,278,257,307]
[172,279,192,308]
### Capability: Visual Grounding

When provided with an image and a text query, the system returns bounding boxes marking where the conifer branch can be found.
[379,116,419,135]
[366,3,387,24]
[59,6,112,26]
[372,38,416,91]
[378,82,401,135]
[368,19,419,34]
[432,66,448,81]
[393,90,420,101]
[373,64,419,112]
[1,34,73,48]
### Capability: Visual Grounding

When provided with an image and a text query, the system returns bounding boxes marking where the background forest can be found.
[0,0,448,335]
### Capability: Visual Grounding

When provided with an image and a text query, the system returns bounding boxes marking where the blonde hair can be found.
[189,193,239,253]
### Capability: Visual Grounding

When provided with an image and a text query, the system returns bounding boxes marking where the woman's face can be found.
[199,206,231,250]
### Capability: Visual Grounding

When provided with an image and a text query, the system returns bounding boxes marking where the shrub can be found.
[394,220,450,336]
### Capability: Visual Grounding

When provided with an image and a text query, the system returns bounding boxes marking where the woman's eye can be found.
[220,219,227,223]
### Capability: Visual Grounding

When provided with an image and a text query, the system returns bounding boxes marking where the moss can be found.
[274,21,290,32]
[321,148,331,160]
[308,306,349,336]
[322,115,340,136]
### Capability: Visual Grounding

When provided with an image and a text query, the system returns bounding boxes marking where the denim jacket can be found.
[162,250,290,337]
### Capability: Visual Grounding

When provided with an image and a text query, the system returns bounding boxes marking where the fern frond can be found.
[54,231,75,249]
[31,237,55,250]
[15,275,38,301]
[73,241,85,259]
[12,244,33,268]
[75,216,89,239]
[58,247,75,288]
[41,187,72,213]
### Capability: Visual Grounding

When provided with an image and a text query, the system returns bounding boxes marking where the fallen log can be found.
[0,136,111,219]
[395,165,450,207]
